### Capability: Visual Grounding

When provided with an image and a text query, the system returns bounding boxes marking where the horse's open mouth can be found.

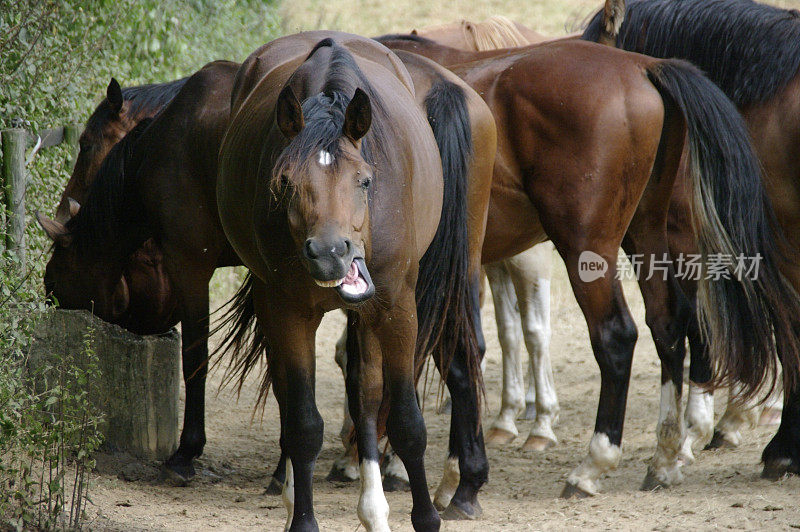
[313,258,374,303]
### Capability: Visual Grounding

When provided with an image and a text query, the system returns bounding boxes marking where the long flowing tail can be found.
[646,59,800,398]
[415,79,483,407]
[209,272,272,409]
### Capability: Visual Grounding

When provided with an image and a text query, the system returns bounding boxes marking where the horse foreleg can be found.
[164,277,210,484]
[484,260,525,446]
[257,289,323,532]
[345,312,390,532]
[506,245,558,452]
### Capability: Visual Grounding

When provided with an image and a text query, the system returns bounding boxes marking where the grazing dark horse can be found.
[377,34,800,495]
[216,31,492,530]
[37,60,242,483]
[54,77,187,224]
[583,0,800,479]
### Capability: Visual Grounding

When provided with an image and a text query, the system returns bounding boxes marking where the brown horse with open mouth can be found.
[376,33,800,496]
[216,31,493,530]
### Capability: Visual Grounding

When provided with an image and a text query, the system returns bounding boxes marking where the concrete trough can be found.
[30,309,180,461]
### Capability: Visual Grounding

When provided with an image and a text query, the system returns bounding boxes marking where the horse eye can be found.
[360,176,372,189]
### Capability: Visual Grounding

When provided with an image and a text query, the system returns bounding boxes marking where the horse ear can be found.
[68,197,81,218]
[276,85,304,139]
[411,28,419,34]
[36,212,72,247]
[107,78,123,114]
[343,88,371,142]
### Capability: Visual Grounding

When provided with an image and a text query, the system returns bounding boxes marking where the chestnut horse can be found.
[216,32,493,530]
[38,60,242,484]
[377,34,800,496]
[583,0,800,479]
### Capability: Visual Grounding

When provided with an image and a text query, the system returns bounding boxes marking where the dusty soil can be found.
[85,259,800,531]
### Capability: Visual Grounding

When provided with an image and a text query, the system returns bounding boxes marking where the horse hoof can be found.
[382,474,410,492]
[761,459,796,480]
[486,427,516,447]
[326,464,359,483]
[758,407,782,427]
[440,499,482,520]
[264,476,284,495]
[641,469,673,491]
[521,435,556,452]
[161,462,195,487]
[560,482,593,499]
[704,430,737,450]
[521,403,537,421]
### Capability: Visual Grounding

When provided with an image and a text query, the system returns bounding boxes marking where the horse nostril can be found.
[304,238,320,259]
[332,238,350,258]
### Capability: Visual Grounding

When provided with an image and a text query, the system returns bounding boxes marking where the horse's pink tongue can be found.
[343,261,359,284]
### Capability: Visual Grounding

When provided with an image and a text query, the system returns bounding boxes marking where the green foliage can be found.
[0,303,104,530]
[1,1,282,528]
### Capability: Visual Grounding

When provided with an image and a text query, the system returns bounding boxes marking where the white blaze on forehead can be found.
[318,150,334,166]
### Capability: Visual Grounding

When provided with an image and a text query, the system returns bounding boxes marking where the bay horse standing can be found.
[378,34,800,495]
[216,32,493,529]
[583,0,800,479]
[38,60,242,483]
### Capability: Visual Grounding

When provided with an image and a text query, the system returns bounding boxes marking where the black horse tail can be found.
[210,272,272,409]
[646,59,800,399]
[415,79,483,409]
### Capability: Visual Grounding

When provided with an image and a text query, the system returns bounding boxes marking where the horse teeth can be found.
[315,278,344,288]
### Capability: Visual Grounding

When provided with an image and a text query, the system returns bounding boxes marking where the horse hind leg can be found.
[762,385,800,479]
[433,276,488,519]
[484,260,525,447]
[506,244,559,452]
[620,229,693,491]
[556,246,638,498]
[679,313,714,464]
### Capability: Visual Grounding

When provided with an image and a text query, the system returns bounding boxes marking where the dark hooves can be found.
[704,430,735,450]
[264,476,284,495]
[439,498,482,520]
[161,460,195,487]
[560,482,593,499]
[326,465,358,483]
[761,459,798,480]
[640,470,669,492]
[382,474,411,492]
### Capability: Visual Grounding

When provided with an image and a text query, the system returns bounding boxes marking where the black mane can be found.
[66,118,153,253]
[582,0,800,106]
[272,39,391,190]
[121,77,189,118]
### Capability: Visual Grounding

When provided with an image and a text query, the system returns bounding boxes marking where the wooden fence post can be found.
[63,123,80,171]
[1,128,28,267]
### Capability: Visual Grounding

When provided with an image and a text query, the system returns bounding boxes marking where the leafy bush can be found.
[1,1,281,528]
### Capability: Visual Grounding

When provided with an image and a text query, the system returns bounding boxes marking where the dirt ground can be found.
[84,257,800,531]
